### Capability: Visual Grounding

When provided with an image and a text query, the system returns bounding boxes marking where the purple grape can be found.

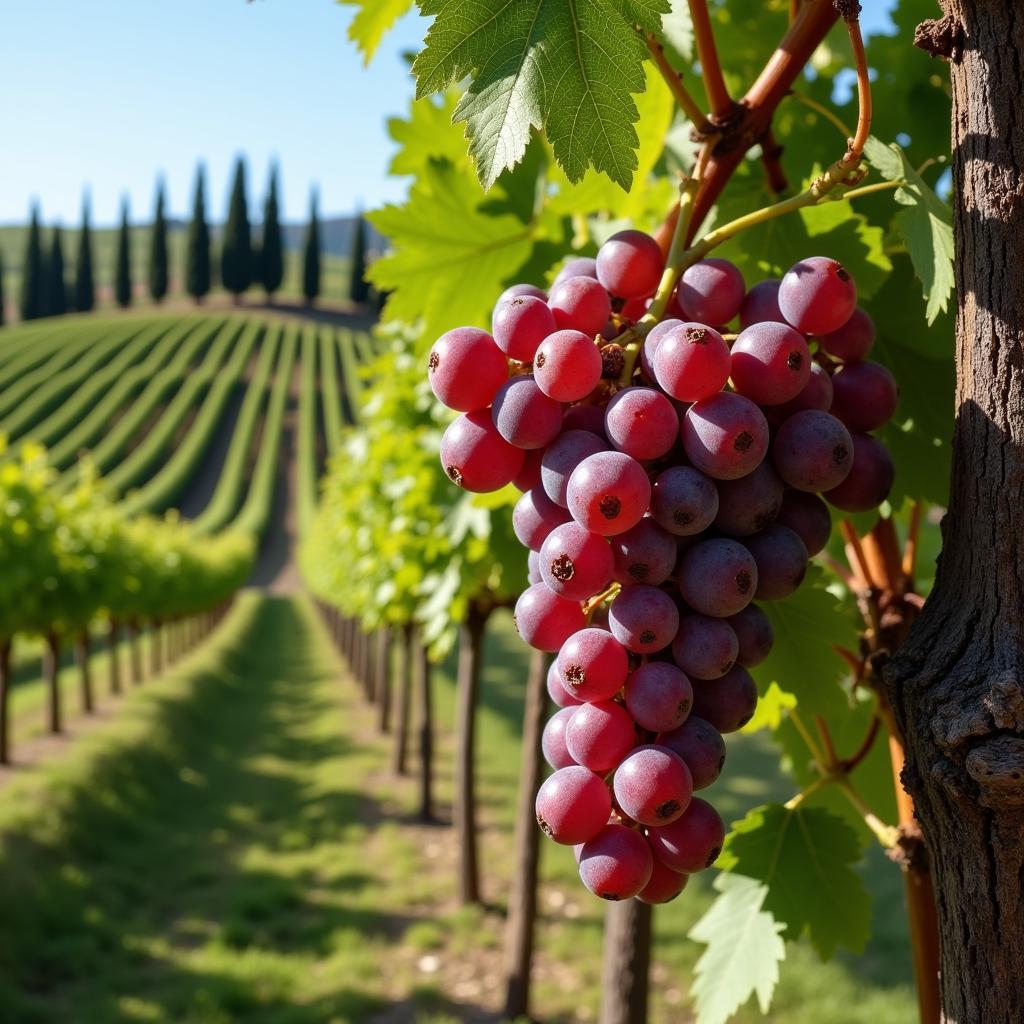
[492,376,563,450]
[637,856,690,904]
[613,744,693,826]
[776,490,832,556]
[539,522,614,602]
[658,716,726,790]
[596,230,663,299]
[496,283,547,309]
[691,665,758,733]
[565,700,637,773]
[671,614,739,680]
[640,318,682,381]
[650,465,719,536]
[713,461,784,536]
[608,584,680,653]
[492,294,557,361]
[578,824,653,900]
[513,448,544,492]
[547,660,583,708]
[739,278,785,329]
[553,256,598,286]
[611,518,678,585]
[731,321,812,406]
[829,361,899,431]
[823,433,895,511]
[647,797,726,872]
[557,628,630,702]
[541,429,610,507]
[542,707,578,769]
[745,524,808,599]
[561,404,608,438]
[727,604,774,667]
[513,486,571,550]
[817,305,875,362]
[534,329,603,402]
[775,361,834,416]
[566,451,651,537]
[677,538,758,617]
[440,410,525,492]
[675,258,746,325]
[778,256,857,335]
[604,387,678,460]
[514,583,586,652]
[535,766,611,845]
[427,327,508,412]
[624,662,693,732]
[682,393,769,480]
[772,409,854,493]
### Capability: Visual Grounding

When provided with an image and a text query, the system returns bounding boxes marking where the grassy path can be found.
[0,594,918,1024]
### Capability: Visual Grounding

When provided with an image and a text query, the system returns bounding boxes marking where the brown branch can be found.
[815,714,841,769]
[823,553,857,588]
[840,714,882,772]
[688,0,735,122]
[760,127,788,192]
[833,644,863,675]
[862,517,903,592]
[841,5,872,166]
[645,32,710,132]
[840,518,877,589]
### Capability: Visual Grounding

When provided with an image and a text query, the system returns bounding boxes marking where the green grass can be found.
[0,594,917,1024]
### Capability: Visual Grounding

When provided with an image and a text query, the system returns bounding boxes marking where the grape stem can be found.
[582,582,621,617]
[688,0,735,122]
[644,32,710,132]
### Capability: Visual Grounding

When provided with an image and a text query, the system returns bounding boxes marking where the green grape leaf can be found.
[413,0,669,190]
[338,0,415,64]
[689,873,786,1024]
[719,803,872,958]
[741,681,797,734]
[387,93,468,178]
[751,564,857,719]
[863,135,954,323]
[367,159,533,342]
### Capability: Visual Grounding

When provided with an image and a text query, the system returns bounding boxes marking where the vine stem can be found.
[645,32,710,132]
[790,708,829,773]
[842,10,872,165]
[688,0,733,121]
[835,776,900,848]
[785,776,829,810]
[841,179,903,202]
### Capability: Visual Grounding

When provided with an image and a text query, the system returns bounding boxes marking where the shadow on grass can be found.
[0,596,455,1024]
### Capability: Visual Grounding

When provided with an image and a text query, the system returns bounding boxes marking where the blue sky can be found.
[0,1,894,227]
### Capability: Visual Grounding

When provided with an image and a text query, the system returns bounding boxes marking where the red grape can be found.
[637,855,689,904]
[542,707,578,769]
[692,664,758,732]
[567,451,651,536]
[775,360,834,416]
[739,278,785,329]
[549,276,612,337]
[578,824,654,900]
[539,521,614,601]
[513,448,544,492]
[823,432,895,511]
[647,797,726,872]
[745,524,809,600]
[613,744,693,826]
[650,465,719,536]
[604,387,679,460]
[683,393,769,480]
[513,486,571,550]
[640,317,682,381]
[536,766,611,845]
[596,229,664,299]
[624,662,693,732]
[547,660,583,708]
[557,627,630,702]
[492,376,563,450]
[652,322,731,402]
[677,538,759,617]
[675,258,746,325]
[492,294,557,361]
[817,305,875,362]
[541,429,610,507]
[440,410,525,492]
[775,489,832,556]
[609,584,680,653]
[772,409,854,492]
[534,329,603,402]
[658,716,726,790]
[830,361,899,431]
[514,583,586,652]
[727,604,774,667]
[731,321,812,405]
[428,327,508,412]
[611,518,677,585]
[565,700,637,773]
[553,257,598,285]
[497,283,547,308]
[671,614,739,680]
[778,256,857,335]
[713,461,784,537]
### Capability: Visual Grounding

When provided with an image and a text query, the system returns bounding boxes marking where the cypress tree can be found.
[349,211,370,305]
[185,164,211,303]
[74,196,95,313]
[221,156,252,302]
[19,205,44,321]
[259,163,284,302]
[0,248,6,327]
[47,227,67,317]
[302,189,321,306]
[114,198,133,309]
[149,178,169,302]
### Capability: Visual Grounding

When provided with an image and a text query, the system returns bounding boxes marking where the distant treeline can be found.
[0,158,381,327]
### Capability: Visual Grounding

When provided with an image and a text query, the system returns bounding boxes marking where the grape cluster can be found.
[428,230,897,903]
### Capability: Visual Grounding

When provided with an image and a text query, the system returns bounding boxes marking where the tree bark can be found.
[503,650,551,1021]
[884,5,1024,1021]
[392,623,413,777]
[128,620,144,685]
[598,900,652,1024]
[44,632,61,735]
[151,620,163,676]
[376,626,392,734]
[74,630,94,714]
[0,638,12,765]
[455,602,489,905]
[108,619,122,695]
[415,628,435,823]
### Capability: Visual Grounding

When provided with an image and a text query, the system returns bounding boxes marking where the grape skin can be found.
[553,256,598,286]
[817,305,875,362]
[547,660,583,708]
[513,486,571,550]
[727,604,774,668]
[567,451,652,537]
[613,744,694,826]
[682,393,769,480]
[492,376,564,450]
[440,409,525,493]
[652,322,731,403]
[539,521,614,602]
[675,258,746,325]
[772,409,854,493]
[650,465,719,536]
[604,387,679,460]
[713,461,784,537]
[557,627,630,702]
[534,329,603,402]
[565,700,637,773]
[624,662,694,732]
[823,432,895,511]
[428,327,509,412]
[778,256,857,335]
[549,276,612,337]
[541,429,610,507]
[535,766,612,845]
[745,524,809,600]
[731,321,812,406]
[596,229,664,299]
[677,538,759,618]
[578,823,654,901]
[739,278,784,329]
[542,707,578,769]
[637,855,689,904]
[609,584,680,654]
[671,614,739,680]
[492,294,557,361]
[775,490,832,556]
[610,518,678,585]
[647,797,726,873]
[830,361,899,432]
[514,583,586,652]
[658,716,727,790]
